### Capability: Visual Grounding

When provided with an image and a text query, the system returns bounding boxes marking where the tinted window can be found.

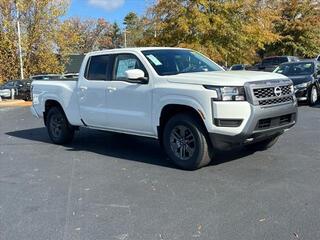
[278,57,289,64]
[275,62,315,76]
[142,49,222,76]
[86,55,109,80]
[5,82,14,87]
[230,65,244,70]
[262,58,277,66]
[114,54,147,80]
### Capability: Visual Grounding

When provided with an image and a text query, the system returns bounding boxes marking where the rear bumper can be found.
[209,102,297,150]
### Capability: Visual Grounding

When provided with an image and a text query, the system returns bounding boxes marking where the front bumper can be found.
[209,102,297,150]
[295,87,308,101]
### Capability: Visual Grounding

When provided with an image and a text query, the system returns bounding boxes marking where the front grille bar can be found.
[246,79,294,107]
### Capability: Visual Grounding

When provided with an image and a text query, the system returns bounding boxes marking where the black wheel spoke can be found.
[169,125,196,161]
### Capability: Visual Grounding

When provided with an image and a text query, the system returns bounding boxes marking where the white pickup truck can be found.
[31,47,297,170]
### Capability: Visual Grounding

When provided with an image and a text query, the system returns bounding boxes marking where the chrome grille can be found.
[253,87,275,98]
[248,80,294,106]
[258,96,293,106]
[280,85,291,95]
[253,85,292,99]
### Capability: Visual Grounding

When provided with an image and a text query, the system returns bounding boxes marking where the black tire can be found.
[308,85,318,106]
[46,107,74,144]
[162,114,213,170]
[246,135,279,151]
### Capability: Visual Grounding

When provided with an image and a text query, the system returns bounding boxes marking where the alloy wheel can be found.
[169,125,196,161]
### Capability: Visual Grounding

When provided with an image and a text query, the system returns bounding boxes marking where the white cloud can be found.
[88,0,125,11]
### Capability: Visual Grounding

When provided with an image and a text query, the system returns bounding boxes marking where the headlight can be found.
[294,82,309,89]
[204,85,246,101]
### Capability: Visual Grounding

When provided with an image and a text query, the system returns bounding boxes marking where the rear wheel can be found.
[309,85,318,106]
[246,135,279,151]
[46,107,74,144]
[162,114,212,170]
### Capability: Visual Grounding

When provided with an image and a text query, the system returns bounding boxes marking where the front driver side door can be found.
[105,53,153,136]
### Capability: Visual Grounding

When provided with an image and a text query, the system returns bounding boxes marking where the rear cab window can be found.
[85,55,111,80]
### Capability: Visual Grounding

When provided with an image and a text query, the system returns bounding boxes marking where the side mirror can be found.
[125,69,148,84]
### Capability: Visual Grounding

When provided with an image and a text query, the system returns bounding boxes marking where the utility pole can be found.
[124,30,127,48]
[15,0,24,80]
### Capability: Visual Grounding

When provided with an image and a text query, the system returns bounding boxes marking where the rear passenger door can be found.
[78,54,111,128]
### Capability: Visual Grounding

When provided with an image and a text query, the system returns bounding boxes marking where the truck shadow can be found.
[6,127,255,169]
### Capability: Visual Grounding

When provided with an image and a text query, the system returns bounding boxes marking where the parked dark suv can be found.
[18,80,33,101]
[256,56,299,72]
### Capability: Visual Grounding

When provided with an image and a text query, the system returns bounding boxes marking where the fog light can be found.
[214,119,243,127]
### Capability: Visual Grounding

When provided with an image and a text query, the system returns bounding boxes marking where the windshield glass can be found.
[274,62,314,76]
[142,49,223,76]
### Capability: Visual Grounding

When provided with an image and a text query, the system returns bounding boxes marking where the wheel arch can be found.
[44,100,67,126]
[158,104,208,143]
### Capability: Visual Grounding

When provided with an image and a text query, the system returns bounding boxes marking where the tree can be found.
[109,22,122,48]
[58,17,112,54]
[0,0,70,83]
[140,0,279,65]
[265,0,320,57]
[0,1,19,83]
[123,12,144,47]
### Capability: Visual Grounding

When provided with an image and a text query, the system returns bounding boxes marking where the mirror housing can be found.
[125,69,148,84]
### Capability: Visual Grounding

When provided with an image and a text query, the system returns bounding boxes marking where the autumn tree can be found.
[58,17,113,54]
[123,12,144,47]
[109,22,123,48]
[140,0,279,65]
[264,0,320,57]
[0,0,70,83]
[0,0,19,83]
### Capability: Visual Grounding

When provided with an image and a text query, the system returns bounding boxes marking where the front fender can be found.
[153,94,209,135]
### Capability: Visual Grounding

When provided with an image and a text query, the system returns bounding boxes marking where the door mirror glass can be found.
[125,69,145,80]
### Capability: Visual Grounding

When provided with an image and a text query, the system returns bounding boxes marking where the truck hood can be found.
[166,71,288,86]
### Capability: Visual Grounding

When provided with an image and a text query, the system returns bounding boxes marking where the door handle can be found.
[79,86,88,91]
[107,87,117,92]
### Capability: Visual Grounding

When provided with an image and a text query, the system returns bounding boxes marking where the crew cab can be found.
[31,47,298,170]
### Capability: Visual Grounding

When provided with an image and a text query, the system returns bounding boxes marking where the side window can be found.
[114,54,148,81]
[85,55,109,80]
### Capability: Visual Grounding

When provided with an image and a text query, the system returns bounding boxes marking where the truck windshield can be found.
[142,49,223,76]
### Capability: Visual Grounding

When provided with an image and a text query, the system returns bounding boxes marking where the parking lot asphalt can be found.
[0,105,320,240]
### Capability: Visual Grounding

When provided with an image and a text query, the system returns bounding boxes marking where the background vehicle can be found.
[0,80,24,98]
[30,74,62,80]
[0,89,11,98]
[17,80,33,101]
[0,79,33,100]
[31,47,297,170]
[229,64,251,71]
[274,60,320,106]
[256,56,299,72]
[62,73,79,79]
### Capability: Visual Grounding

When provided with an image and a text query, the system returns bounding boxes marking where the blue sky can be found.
[65,0,150,27]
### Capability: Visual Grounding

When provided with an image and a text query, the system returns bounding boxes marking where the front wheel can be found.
[246,135,279,151]
[46,107,75,144]
[162,114,212,170]
[309,85,318,106]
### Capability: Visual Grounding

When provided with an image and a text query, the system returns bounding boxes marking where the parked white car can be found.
[31,47,298,169]
[0,89,11,98]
